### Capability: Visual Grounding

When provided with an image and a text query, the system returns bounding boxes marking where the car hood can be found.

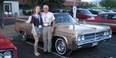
[56,23,109,34]
[0,35,14,49]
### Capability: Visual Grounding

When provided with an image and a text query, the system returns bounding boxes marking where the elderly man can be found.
[41,5,55,52]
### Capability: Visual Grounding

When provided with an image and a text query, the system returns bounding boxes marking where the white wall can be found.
[4,1,19,17]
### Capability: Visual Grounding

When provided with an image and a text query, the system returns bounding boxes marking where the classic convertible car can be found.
[0,35,17,58]
[14,13,112,55]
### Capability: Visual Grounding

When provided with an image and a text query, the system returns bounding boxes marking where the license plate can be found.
[92,42,98,46]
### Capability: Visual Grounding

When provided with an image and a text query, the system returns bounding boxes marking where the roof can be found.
[64,1,78,6]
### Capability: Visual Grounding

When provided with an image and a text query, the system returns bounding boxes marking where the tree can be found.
[78,2,96,8]
[31,0,66,10]
[44,0,66,10]
[100,0,116,9]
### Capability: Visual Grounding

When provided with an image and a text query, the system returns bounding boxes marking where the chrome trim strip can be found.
[86,22,116,27]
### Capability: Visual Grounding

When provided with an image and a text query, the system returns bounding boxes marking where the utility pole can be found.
[0,0,4,28]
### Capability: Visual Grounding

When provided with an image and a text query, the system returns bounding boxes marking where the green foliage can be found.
[22,0,66,14]
[43,0,66,10]
[22,2,33,10]
[78,3,96,8]
[23,10,32,15]
[100,0,116,9]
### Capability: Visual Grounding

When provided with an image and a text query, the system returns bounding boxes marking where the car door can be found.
[99,14,116,31]
[87,13,116,31]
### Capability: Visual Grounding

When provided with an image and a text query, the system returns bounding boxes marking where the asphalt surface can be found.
[11,33,116,58]
[1,19,116,58]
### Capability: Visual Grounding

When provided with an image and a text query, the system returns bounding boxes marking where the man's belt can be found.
[43,24,51,27]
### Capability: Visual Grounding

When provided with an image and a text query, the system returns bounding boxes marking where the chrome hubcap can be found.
[20,31,26,41]
[56,39,66,54]
[58,41,65,52]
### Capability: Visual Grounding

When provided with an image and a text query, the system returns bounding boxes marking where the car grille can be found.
[84,32,104,40]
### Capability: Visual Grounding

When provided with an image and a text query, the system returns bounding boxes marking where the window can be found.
[112,14,116,20]
[100,14,108,20]
[4,3,11,12]
[100,14,116,20]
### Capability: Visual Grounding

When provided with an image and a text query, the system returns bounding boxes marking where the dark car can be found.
[85,12,116,32]
[89,10,104,15]
[0,35,17,58]
[102,10,114,13]
[70,8,97,20]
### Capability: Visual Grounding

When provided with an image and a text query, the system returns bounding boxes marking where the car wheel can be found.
[20,31,27,41]
[55,38,69,55]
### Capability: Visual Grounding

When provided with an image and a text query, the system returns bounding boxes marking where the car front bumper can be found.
[72,35,112,50]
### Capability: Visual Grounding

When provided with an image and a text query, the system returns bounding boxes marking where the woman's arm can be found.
[26,16,32,23]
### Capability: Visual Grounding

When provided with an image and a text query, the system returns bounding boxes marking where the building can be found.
[4,1,19,17]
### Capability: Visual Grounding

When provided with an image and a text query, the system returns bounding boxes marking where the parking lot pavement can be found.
[11,36,61,58]
[0,17,25,40]
[0,25,18,40]
[10,33,116,58]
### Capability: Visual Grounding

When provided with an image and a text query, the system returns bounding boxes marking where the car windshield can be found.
[54,14,76,23]
[80,9,92,14]
[98,11,104,14]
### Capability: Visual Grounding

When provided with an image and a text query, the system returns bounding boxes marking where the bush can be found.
[23,10,33,15]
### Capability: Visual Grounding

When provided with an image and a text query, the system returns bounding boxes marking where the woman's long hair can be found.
[32,6,41,15]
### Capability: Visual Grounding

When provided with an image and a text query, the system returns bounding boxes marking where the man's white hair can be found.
[43,5,49,9]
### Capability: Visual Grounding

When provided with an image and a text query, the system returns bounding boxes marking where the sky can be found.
[82,0,101,2]
[82,0,94,2]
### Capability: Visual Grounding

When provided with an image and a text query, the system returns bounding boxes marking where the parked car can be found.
[85,13,116,32]
[102,10,114,13]
[0,35,17,58]
[89,10,104,15]
[14,13,112,55]
[70,8,97,20]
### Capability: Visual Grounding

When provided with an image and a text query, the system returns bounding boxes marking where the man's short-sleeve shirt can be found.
[41,12,55,25]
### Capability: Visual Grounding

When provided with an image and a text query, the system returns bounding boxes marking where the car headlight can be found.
[4,51,12,58]
[0,53,3,58]
[106,31,109,36]
[78,35,85,41]
[104,31,107,36]
[77,36,81,41]
[81,35,85,40]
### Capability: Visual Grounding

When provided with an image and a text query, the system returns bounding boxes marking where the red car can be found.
[0,35,17,58]
[85,13,116,32]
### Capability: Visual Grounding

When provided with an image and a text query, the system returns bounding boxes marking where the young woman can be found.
[30,6,43,56]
